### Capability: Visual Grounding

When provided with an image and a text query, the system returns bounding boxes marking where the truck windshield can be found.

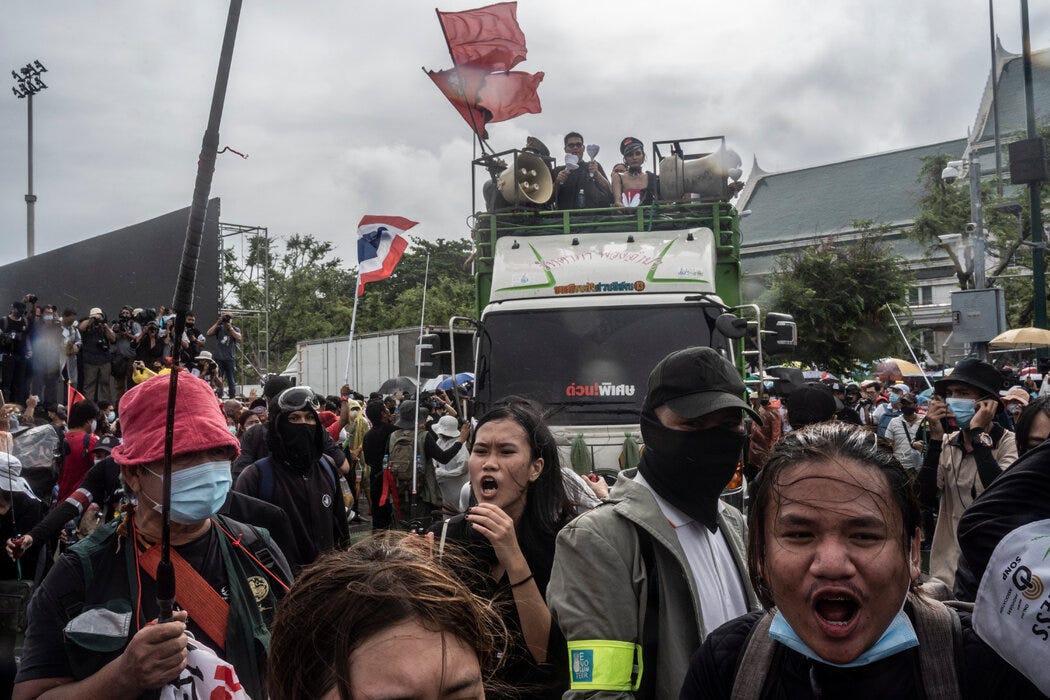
[476,305,717,425]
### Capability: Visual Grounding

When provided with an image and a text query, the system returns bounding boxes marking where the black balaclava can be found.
[637,395,746,531]
[268,407,322,473]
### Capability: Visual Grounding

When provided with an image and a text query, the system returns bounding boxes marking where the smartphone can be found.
[931,393,953,434]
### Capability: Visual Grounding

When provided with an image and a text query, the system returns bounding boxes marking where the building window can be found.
[908,285,933,305]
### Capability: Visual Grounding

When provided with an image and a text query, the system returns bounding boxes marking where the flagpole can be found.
[883,304,934,390]
[433,8,494,154]
[344,267,363,388]
[411,253,431,518]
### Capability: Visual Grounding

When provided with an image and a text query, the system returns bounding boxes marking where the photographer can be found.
[109,306,142,400]
[0,300,32,405]
[206,312,241,399]
[134,320,166,369]
[77,308,116,404]
[179,311,206,365]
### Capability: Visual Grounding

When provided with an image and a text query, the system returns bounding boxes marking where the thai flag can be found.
[356,215,418,296]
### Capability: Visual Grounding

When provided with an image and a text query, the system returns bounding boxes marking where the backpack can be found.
[877,408,902,439]
[256,455,338,503]
[387,429,419,483]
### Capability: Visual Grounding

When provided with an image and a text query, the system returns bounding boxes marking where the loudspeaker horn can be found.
[658,145,743,200]
[496,151,554,205]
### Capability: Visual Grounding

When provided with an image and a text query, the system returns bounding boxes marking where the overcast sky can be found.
[2,1,1049,272]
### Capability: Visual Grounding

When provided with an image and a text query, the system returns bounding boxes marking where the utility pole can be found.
[10,60,48,258]
[1020,1,1046,349]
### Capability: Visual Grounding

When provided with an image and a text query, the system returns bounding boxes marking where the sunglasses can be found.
[565,142,584,149]
[276,386,319,412]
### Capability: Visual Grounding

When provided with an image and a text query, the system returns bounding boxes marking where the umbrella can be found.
[990,327,1050,349]
[437,372,474,391]
[421,375,450,393]
[378,376,418,395]
[875,358,924,378]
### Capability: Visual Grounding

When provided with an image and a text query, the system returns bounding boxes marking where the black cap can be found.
[620,136,644,156]
[93,435,121,454]
[646,347,760,423]
[934,358,1003,398]
[263,374,293,400]
[785,384,837,428]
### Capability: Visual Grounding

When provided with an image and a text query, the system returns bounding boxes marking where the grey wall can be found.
[0,199,220,324]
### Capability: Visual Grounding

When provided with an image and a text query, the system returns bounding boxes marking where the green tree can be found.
[222,234,475,379]
[765,229,913,376]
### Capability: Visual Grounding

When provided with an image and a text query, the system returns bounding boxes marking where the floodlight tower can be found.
[10,60,48,258]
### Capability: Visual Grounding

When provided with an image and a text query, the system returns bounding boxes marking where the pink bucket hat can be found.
[111,373,239,466]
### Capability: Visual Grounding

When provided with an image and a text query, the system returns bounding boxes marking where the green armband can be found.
[566,639,643,691]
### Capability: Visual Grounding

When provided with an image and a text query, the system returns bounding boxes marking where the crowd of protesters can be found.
[0,294,242,413]
[2,325,1050,697]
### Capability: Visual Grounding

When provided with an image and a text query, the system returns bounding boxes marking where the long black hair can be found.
[473,397,573,537]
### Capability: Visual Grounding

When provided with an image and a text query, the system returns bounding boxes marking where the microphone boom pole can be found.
[158,0,243,624]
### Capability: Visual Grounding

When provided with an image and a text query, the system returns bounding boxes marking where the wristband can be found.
[510,574,534,588]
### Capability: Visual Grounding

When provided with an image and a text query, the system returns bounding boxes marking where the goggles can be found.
[276,385,319,412]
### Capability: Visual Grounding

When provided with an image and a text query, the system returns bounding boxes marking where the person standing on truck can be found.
[547,347,759,699]
[611,137,658,208]
[552,132,613,209]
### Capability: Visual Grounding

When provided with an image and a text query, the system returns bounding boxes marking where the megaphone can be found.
[658,145,743,200]
[496,150,554,205]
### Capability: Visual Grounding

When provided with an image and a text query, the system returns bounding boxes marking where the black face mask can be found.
[901,406,917,417]
[637,406,746,530]
[275,419,320,471]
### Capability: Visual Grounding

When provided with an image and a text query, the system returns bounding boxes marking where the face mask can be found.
[275,419,321,470]
[768,607,918,668]
[42,315,53,322]
[901,406,917,417]
[945,397,976,429]
[106,411,116,423]
[228,425,239,436]
[1007,404,1023,416]
[142,460,232,525]
[637,406,745,529]
[889,393,901,405]
[90,419,97,433]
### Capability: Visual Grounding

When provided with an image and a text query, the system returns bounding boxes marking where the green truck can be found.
[453,137,795,477]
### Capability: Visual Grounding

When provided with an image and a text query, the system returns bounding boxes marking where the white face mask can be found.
[90,419,97,433]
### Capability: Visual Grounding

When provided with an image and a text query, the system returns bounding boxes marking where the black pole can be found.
[1019,0,1047,355]
[158,0,243,624]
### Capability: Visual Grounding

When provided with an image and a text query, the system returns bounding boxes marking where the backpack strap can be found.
[319,453,339,492]
[912,598,964,700]
[730,613,776,700]
[257,457,274,503]
[635,527,660,698]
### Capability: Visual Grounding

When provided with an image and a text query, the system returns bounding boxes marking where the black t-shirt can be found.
[17,525,228,685]
[429,514,567,700]
[0,316,29,356]
[680,607,1043,699]
[363,423,397,473]
[0,492,43,581]
[552,162,613,209]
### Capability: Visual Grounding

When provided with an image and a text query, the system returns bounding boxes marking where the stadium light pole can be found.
[10,60,48,258]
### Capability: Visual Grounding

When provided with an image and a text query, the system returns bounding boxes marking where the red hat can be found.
[112,374,240,466]
[317,410,338,428]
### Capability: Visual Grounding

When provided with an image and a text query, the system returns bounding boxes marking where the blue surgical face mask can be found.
[106,411,116,423]
[768,607,918,668]
[945,397,976,429]
[142,460,232,525]
[889,393,901,405]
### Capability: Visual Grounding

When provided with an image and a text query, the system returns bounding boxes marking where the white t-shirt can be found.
[633,472,749,632]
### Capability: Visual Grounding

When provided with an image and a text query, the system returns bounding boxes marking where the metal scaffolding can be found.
[219,222,271,383]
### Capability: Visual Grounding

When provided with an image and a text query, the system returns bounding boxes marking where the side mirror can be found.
[416,333,441,379]
[715,313,748,340]
[762,313,796,355]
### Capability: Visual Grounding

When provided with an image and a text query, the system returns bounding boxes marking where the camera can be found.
[25,294,37,304]
[222,313,232,324]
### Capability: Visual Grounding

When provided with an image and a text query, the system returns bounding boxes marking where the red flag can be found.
[426,66,543,139]
[437,2,527,72]
[67,382,85,409]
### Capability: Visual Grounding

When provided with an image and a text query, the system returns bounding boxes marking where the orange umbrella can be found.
[990,327,1050,349]
[875,358,924,378]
